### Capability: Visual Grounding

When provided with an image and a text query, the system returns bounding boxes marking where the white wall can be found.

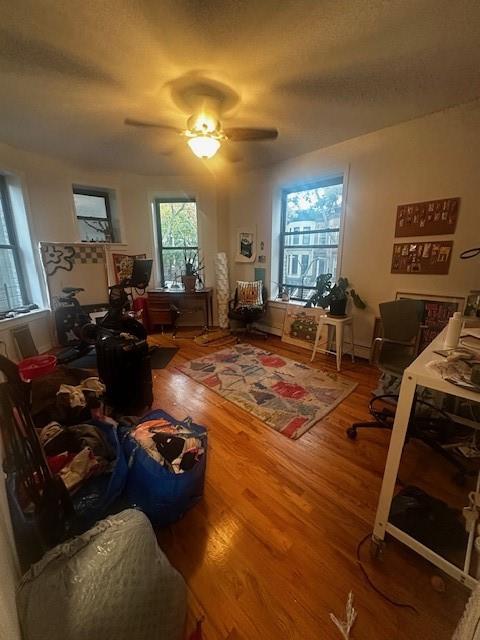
[228,102,480,351]
[0,142,221,340]
[0,142,219,287]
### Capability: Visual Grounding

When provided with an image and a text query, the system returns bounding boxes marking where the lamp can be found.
[187,135,221,159]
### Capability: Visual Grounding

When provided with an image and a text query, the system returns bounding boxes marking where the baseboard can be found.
[253,322,283,337]
[253,322,371,360]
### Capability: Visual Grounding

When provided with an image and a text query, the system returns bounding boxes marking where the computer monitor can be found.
[129,259,153,288]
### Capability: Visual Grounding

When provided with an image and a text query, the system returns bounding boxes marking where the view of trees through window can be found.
[0,177,26,312]
[155,199,199,286]
[280,178,343,302]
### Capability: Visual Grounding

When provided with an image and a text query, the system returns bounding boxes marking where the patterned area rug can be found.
[178,343,357,439]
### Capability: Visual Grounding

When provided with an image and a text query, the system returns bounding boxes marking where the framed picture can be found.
[395,292,465,351]
[112,253,146,283]
[281,304,327,350]
[235,228,256,263]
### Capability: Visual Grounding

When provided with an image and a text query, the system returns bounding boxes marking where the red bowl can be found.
[18,355,57,381]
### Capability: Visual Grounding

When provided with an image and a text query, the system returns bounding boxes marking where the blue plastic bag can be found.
[120,409,207,526]
[72,420,128,531]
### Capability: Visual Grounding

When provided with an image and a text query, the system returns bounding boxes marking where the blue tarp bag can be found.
[120,409,207,526]
[71,420,128,531]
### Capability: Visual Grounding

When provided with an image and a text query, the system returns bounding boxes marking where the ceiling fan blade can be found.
[221,145,243,163]
[124,118,182,133]
[223,127,278,141]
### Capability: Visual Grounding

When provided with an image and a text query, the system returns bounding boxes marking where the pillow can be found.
[17,509,186,640]
[236,280,263,306]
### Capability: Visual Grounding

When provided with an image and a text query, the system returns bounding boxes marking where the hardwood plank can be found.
[151,332,470,639]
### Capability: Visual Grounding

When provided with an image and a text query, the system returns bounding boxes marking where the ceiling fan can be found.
[125,95,278,161]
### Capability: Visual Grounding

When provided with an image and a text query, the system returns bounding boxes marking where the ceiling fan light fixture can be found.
[187,135,221,159]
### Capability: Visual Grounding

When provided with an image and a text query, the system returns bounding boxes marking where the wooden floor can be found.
[151,330,469,640]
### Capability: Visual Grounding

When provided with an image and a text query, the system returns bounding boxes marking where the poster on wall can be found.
[395,197,460,237]
[112,253,147,283]
[391,240,453,274]
[281,305,327,350]
[40,242,109,307]
[235,228,256,263]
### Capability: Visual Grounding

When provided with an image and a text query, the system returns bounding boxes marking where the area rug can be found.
[68,346,178,370]
[178,343,357,439]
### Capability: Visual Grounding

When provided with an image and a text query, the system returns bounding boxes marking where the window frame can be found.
[73,187,114,243]
[278,176,344,302]
[154,197,198,288]
[0,175,29,308]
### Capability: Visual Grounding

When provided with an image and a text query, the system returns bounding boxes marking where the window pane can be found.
[285,230,340,247]
[0,248,24,311]
[285,183,343,231]
[74,193,108,219]
[281,180,343,300]
[78,218,112,242]
[162,248,199,287]
[282,247,338,301]
[0,195,10,245]
[159,201,198,247]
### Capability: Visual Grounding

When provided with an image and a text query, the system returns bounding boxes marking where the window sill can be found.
[268,298,306,309]
[0,308,50,330]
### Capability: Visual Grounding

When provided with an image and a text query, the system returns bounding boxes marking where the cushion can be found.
[236,280,263,306]
[17,509,186,640]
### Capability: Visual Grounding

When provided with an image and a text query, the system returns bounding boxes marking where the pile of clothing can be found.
[36,376,115,495]
[132,418,205,475]
[39,422,116,493]
[31,369,106,428]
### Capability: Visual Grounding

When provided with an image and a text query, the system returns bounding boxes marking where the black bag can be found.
[96,334,153,413]
[389,485,467,553]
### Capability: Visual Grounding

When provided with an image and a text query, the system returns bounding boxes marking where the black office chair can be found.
[346,299,471,484]
[228,284,268,338]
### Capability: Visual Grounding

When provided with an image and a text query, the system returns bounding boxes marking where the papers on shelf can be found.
[460,328,480,352]
[427,351,480,392]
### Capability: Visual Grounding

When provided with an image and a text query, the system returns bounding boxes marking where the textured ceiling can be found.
[0,0,480,175]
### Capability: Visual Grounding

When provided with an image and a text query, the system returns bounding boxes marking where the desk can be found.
[147,288,213,335]
[373,325,480,588]
[311,315,355,372]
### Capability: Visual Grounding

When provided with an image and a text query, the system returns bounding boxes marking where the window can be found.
[73,187,114,242]
[154,199,199,287]
[0,176,28,311]
[301,254,309,274]
[290,255,299,275]
[292,226,300,245]
[279,177,343,302]
[302,226,310,245]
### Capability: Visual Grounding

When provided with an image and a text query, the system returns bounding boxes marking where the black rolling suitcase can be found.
[96,334,153,413]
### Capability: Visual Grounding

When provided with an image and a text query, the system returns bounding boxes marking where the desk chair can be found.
[346,299,471,484]
[228,282,268,338]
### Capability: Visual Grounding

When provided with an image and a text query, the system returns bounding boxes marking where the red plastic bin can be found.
[18,355,57,381]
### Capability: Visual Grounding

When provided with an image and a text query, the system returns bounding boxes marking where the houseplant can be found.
[182,248,204,292]
[305,274,366,316]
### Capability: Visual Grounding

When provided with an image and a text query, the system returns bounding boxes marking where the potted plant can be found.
[182,247,204,293]
[305,274,366,316]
